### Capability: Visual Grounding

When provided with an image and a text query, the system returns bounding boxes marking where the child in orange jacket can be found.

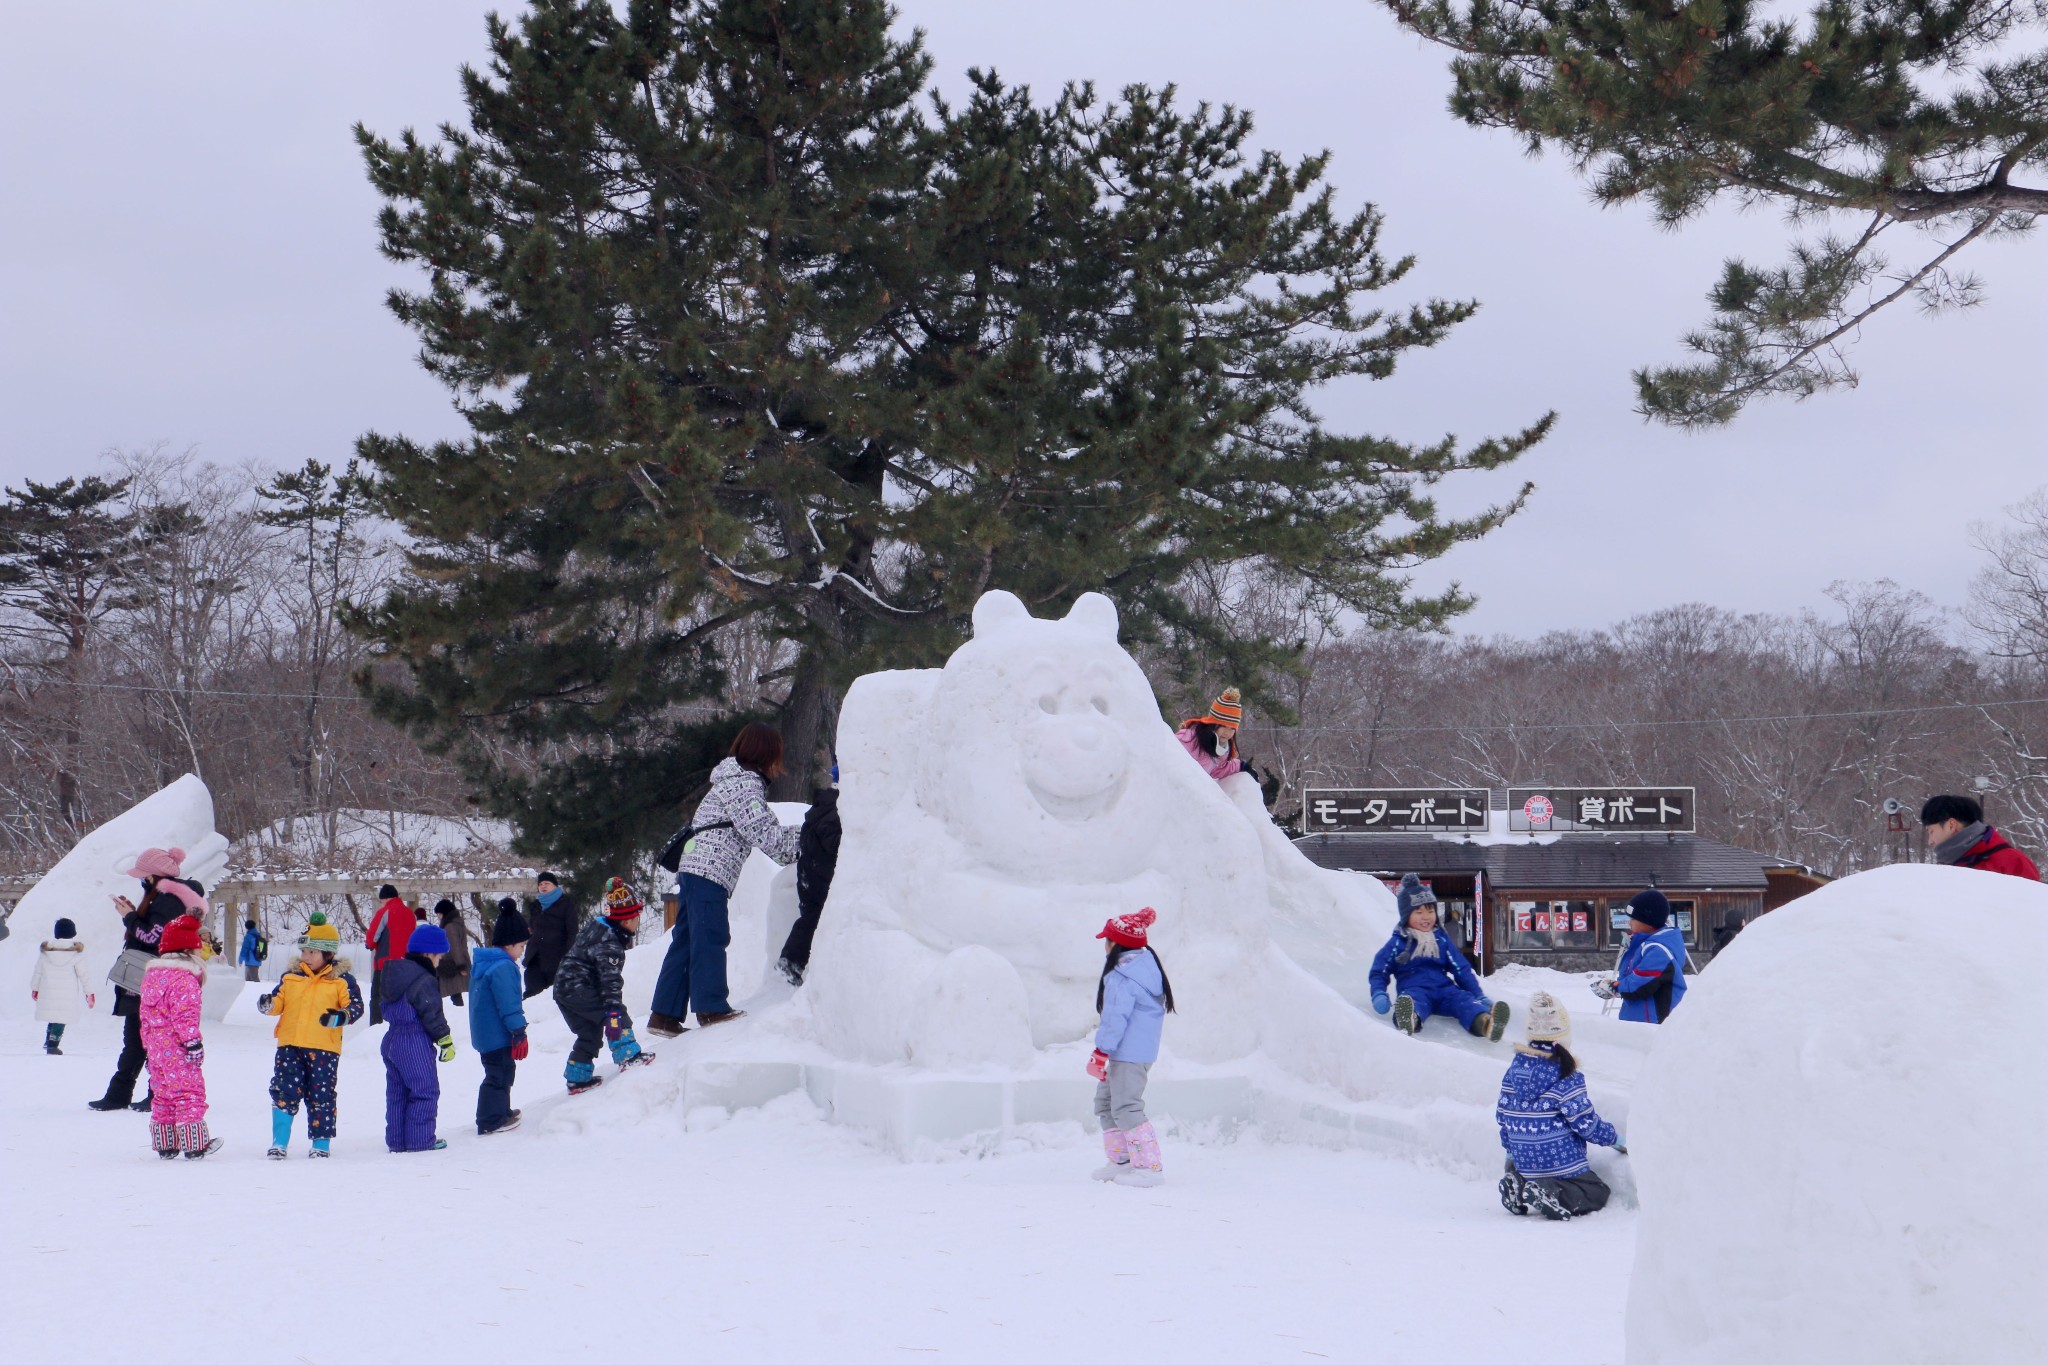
[259,912,363,1158]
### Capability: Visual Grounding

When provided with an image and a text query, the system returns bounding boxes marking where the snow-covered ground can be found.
[0,992,1634,1365]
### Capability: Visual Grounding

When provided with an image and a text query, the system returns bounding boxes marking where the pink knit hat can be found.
[1096,906,1158,949]
[124,847,186,881]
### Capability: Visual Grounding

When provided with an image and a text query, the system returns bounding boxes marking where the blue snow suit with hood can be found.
[379,955,450,1151]
[1369,924,1492,1030]
[1616,924,1689,1024]
[1095,948,1167,1064]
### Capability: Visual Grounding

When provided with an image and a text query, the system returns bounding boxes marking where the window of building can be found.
[1607,900,1697,946]
[1507,900,1599,950]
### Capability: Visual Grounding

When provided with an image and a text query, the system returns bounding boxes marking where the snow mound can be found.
[0,774,231,1019]
[1624,863,2048,1364]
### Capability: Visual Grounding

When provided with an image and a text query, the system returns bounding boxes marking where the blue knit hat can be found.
[1395,872,1437,927]
[1627,888,1672,931]
[408,923,451,955]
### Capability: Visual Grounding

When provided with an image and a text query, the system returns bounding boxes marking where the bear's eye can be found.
[1038,694,1059,715]
[1090,696,1110,715]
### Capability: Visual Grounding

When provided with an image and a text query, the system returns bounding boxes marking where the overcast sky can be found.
[3,1,2042,638]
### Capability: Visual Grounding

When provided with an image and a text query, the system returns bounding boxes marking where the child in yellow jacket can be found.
[259,912,364,1159]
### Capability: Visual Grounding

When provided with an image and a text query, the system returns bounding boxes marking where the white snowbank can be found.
[1624,862,2048,1364]
[0,775,230,1020]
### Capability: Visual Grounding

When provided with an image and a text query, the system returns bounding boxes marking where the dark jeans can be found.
[780,898,824,971]
[100,996,146,1103]
[652,873,733,1018]
[477,1048,516,1131]
[243,964,260,981]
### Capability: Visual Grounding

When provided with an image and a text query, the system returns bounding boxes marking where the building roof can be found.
[1293,831,1771,891]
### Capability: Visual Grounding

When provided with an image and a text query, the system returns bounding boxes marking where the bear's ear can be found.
[1064,593,1119,640]
[971,591,1031,637]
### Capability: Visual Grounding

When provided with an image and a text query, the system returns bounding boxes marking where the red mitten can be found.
[511,1033,530,1062]
[1087,1049,1109,1081]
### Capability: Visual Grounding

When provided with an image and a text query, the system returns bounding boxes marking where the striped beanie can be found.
[602,877,644,920]
[1202,687,1242,727]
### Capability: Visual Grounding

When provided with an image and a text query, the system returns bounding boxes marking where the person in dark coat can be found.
[379,923,456,1152]
[365,884,414,1026]
[434,899,472,1004]
[470,901,531,1135]
[522,872,579,1000]
[91,847,203,1112]
[1921,794,2041,880]
[552,878,651,1094]
[776,780,842,987]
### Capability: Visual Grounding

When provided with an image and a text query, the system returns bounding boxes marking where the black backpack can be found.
[657,818,736,873]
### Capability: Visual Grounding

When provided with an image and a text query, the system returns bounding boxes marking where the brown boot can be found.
[695,1010,747,1027]
[645,1013,688,1038]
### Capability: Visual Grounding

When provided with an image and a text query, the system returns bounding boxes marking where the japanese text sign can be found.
[1302,788,1491,833]
[1507,787,1695,834]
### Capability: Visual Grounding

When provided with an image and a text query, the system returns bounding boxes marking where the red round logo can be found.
[1523,795,1555,824]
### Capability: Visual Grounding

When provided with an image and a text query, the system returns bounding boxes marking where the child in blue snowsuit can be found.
[1603,888,1689,1024]
[379,923,456,1152]
[1497,990,1623,1219]
[1371,873,1509,1041]
[469,900,531,1135]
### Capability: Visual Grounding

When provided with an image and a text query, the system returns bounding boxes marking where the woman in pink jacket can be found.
[1176,687,1245,781]
[139,911,221,1159]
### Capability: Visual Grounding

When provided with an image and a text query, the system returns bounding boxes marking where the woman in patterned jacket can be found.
[646,724,801,1036]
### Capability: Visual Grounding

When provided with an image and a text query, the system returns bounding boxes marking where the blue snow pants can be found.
[381,1021,440,1152]
[1399,976,1490,1031]
[652,872,733,1019]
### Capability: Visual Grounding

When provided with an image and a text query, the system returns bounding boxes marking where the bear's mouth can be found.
[1026,772,1129,823]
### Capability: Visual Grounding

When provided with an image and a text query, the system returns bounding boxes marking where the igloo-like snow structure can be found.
[0,774,231,1020]
[1624,862,2048,1363]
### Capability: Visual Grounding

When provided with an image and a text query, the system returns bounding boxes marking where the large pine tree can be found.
[353,0,1547,877]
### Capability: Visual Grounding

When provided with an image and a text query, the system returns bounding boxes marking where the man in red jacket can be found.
[365,883,415,1025]
[1921,795,2041,881]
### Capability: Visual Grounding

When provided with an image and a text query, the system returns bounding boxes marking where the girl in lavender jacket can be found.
[1087,907,1176,1188]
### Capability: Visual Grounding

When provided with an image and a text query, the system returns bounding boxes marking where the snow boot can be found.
[129,1094,153,1112]
[482,1112,522,1135]
[157,1147,180,1160]
[1114,1122,1165,1188]
[776,957,804,988]
[185,1136,224,1160]
[645,1012,688,1038]
[696,1009,747,1027]
[618,1050,656,1068]
[1092,1128,1132,1182]
[87,1095,131,1111]
[266,1146,288,1161]
[1522,1180,1575,1222]
[309,1138,331,1159]
[45,1043,61,1056]
[1499,1166,1530,1216]
[567,1076,604,1096]
[1478,1000,1511,1043]
[1391,995,1419,1036]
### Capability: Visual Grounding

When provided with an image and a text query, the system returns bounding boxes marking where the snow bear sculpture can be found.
[801,590,1411,1090]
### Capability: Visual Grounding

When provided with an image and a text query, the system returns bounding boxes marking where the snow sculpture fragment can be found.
[0,774,232,1019]
[802,590,1426,1097]
[1624,863,2048,1364]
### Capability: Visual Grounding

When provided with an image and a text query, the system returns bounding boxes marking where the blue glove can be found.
[318,1009,348,1028]
[1371,992,1391,1015]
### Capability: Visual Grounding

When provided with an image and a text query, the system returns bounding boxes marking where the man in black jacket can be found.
[521,872,579,1000]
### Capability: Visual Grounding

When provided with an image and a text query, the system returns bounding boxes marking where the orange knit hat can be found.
[1200,687,1242,727]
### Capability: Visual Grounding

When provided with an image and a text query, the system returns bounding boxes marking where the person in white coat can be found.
[31,917,94,1054]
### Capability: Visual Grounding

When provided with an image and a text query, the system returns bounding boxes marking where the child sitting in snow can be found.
[31,917,93,1055]
[1088,907,1175,1187]
[551,878,653,1094]
[140,913,221,1158]
[470,900,531,1135]
[1371,873,1509,1041]
[1496,991,1623,1220]
[378,920,456,1153]
[260,912,364,1159]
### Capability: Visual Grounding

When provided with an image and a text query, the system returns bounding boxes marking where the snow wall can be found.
[1624,863,2048,1364]
[0,774,231,1020]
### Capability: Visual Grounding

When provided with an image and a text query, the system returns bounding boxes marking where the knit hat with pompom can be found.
[1096,906,1158,949]
[602,877,644,920]
[1521,991,1572,1049]
[158,914,205,956]
[299,911,341,953]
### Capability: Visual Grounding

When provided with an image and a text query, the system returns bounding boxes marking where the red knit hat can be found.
[158,914,204,956]
[1096,906,1157,948]
[602,877,644,920]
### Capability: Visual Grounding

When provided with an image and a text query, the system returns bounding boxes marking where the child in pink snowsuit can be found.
[140,911,221,1159]
[1176,687,1244,781]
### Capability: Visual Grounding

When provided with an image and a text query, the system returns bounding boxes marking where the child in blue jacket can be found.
[469,900,531,1135]
[1371,874,1509,1041]
[1088,907,1174,1188]
[1601,889,1689,1024]
[1496,991,1623,1220]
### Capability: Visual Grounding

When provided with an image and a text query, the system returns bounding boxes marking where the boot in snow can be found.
[567,1076,604,1096]
[695,1009,746,1027]
[1092,1128,1131,1182]
[309,1138,331,1159]
[185,1136,224,1159]
[87,1096,130,1111]
[482,1112,522,1135]
[1478,1000,1511,1042]
[618,1050,656,1068]
[266,1146,288,1161]
[1114,1122,1165,1188]
[45,1043,61,1056]
[1391,995,1419,1036]
[129,1094,153,1113]
[1499,1166,1530,1216]
[645,1012,688,1038]
[776,957,804,987]
[1522,1180,1575,1221]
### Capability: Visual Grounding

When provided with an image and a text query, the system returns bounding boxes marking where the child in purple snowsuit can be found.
[379,923,456,1152]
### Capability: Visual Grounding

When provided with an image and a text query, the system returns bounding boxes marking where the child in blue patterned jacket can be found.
[1496,991,1624,1220]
